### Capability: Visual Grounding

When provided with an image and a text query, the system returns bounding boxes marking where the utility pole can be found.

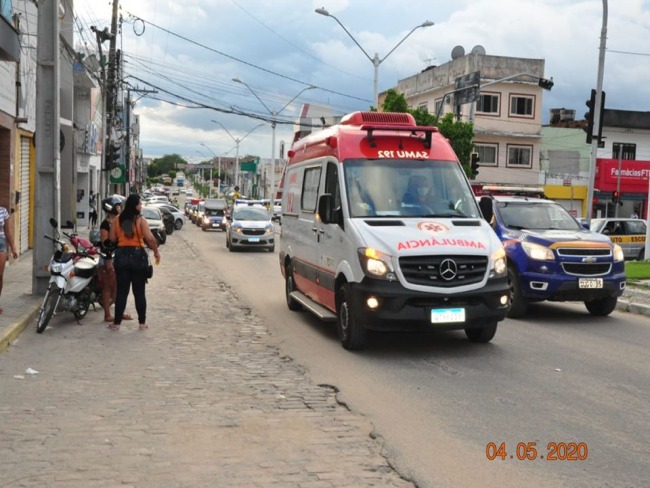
[34,0,61,294]
[126,87,157,194]
[104,0,120,197]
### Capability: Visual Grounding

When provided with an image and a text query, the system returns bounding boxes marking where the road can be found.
[187,219,650,488]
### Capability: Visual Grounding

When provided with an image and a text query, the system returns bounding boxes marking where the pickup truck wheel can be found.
[285,265,302,311]
[585,296,617,316]
[507,265,528,318]
[336,284,367,350]
[465,320,498,343]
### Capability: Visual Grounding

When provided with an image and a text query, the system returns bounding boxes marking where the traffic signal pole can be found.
[585,0,608,226]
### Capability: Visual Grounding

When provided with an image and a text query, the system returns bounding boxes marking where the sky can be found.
[72,0,650,163]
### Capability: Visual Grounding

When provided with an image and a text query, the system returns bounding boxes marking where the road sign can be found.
[454,71,481,105]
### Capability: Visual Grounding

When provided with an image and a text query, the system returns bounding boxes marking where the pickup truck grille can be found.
[562,263,612,276]
[556,247,611,257]
[399,255,488,288]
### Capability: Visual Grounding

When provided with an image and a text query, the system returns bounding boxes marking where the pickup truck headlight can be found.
[521,241,554,260]
[613,244,625,262]
[490,247,507,278]
[358,248,396,280]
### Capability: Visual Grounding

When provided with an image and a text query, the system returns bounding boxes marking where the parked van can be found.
[279,111,510,350]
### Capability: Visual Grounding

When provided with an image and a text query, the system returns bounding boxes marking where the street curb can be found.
[616,298,650,318]
[0,303,40,353]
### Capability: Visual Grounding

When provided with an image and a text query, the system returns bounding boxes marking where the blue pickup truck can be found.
[478,195,626,318]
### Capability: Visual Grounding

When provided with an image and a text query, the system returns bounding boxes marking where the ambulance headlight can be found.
[490,247,507,278]
[358,248,396,280]
[613,244,625,262]
[521,241,554,260]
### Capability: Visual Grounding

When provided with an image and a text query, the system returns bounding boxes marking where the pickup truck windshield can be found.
[497,201,582,231]
[343,159,480,219]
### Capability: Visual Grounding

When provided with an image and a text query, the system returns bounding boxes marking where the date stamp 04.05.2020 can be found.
[486,442,588,461]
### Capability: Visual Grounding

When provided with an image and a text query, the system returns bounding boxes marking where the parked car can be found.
[590,217,647,260]
[141,205,167,245]
[478,195,625,318]
[152,203,186,230]
[225,206,275,252]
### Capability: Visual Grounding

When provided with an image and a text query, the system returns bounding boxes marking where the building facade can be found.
[389,48,549,188]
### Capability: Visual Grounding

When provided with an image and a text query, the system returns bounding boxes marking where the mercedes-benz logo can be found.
[439,259,458,281]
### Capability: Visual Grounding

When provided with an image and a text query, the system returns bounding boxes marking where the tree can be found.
[147,154,187,178]
[381,90,475,178]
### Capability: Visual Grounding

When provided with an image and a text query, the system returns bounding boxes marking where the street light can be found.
[211,119,264,194]
[201,142,238,196]
[232,79,316,212]
[315,8,433,109]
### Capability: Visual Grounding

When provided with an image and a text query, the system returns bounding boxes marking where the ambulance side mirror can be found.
[318,194,333,224]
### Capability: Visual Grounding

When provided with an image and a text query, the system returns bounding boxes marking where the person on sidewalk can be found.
[0,206,19,314]
[89,191,98,229]
[108,194,160,331]
[98,197,133,323]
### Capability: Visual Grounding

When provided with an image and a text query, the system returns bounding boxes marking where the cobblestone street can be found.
[0,235,414,488]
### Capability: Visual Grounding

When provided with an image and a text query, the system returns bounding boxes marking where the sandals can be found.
[138,323,149,330]
[107,323,120,331]
[105,313,133,322]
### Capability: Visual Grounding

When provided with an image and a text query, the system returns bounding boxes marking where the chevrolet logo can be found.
[582,257,597,263]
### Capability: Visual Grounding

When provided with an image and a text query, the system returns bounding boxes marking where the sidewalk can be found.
[0,251,41,352]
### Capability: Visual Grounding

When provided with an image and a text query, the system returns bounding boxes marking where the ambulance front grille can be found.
[399,255,488,288]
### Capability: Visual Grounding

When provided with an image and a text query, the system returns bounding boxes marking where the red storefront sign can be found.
[595,158,650,192]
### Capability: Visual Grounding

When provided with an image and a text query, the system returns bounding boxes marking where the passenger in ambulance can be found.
[348,179,375,216]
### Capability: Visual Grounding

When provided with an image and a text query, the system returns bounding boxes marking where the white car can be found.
[141,205,167,245]
[226,206,275,252]
[151,202,187,230]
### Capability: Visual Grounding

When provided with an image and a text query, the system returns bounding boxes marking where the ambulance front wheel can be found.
[465,320,498,343]
[285,264,302,311]
[336,284,367,351]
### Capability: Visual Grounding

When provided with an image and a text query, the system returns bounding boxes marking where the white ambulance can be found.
[279,111,510,350]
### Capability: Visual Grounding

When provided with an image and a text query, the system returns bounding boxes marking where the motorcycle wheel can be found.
[74,288,92,320]
[37,285,60,333]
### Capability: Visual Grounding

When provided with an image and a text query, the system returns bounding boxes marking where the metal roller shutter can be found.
[19,137,31,252]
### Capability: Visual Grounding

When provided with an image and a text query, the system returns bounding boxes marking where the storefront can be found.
[593,158,650,219]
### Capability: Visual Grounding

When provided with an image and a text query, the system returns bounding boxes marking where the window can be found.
[434,98,447,117]
[509,95,534,117]
[507,145,533,168]
[301,166,322,213]
[612,143,636,160]
[474,144,498,166]
[418,101,428,110]
[476,93,499,114]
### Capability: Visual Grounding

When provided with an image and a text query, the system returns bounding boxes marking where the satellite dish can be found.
[471,45,486,55]
[451,45,465,60]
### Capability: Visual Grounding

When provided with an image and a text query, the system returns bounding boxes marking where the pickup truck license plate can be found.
[579,278,603,289]
[248,237,260,243]
[431,308,465,324]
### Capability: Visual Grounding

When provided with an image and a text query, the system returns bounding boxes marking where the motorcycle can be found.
[36,219,102,333]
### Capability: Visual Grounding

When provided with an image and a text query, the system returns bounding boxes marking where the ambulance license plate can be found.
[431,308,465,324]
[579,278,603,289]
[248,237,260,242]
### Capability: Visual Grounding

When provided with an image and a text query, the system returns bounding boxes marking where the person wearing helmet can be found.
[99,197,132,322]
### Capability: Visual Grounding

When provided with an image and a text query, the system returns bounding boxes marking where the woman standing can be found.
[108,194,160,331]
[0,206,18,313]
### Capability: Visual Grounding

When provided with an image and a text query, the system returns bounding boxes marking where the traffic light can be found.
[584,89,606,144]
[612,190,619,204]
[105,142,121,169]
[470,152,480,179]
[538,77,554,90]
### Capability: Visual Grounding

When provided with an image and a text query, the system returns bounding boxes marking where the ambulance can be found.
[279,111,510,350]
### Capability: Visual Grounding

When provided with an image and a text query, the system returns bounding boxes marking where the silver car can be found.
[225,206,275,252]
[590,218,647,260]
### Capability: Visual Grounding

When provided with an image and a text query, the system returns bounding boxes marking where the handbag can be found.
[135,219,154,280]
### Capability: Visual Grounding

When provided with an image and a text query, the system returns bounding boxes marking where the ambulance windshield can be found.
[343,159,481,219]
